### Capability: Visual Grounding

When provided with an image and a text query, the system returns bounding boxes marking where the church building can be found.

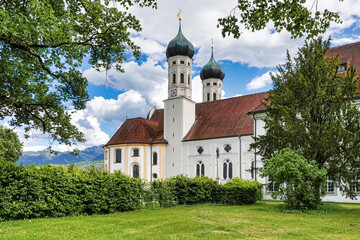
[103,18,360,203]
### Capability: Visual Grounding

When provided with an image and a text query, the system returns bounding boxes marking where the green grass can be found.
[1,201,359,240]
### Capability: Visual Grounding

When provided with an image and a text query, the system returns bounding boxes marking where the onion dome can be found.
[166,21,194,59]
[200,48,225,81]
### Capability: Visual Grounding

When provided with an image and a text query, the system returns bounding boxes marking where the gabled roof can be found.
[104,109,166,146]
[184,92,269,141]
[327,41,360,90]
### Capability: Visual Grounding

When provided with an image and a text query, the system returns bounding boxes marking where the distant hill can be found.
[19,145,104,166]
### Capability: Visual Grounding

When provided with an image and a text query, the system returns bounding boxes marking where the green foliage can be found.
[0,163,260,221]
[166,175,220,205]
[218,0,342,39]
[261,148,327,210]
[222,177,262,205]
[0,162,143,221]
[0,0,156,146]
[0,126,23,163]
[252,37,360,199]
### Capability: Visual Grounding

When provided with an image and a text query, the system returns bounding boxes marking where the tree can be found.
[0,126,23,163]
[261,148,327,210]
[0,0,156,147]
[218,0,342,39]
[252,38,360,200]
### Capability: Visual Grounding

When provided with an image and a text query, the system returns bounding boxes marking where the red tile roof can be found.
[184,92,269,141]
[327,41,360,90]
[105,109,166,146]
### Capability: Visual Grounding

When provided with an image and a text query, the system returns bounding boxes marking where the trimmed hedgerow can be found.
[0,162,143,221]
[0,162,261,221]
[221,177,262,205]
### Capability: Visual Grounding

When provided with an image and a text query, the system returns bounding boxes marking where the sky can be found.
[11,0,360,152]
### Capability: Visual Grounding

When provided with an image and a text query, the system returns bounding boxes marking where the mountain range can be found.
[19,145,104,166]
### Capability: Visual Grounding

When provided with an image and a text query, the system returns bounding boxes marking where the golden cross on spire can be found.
[177,9,182,20]
[210,35,214,49]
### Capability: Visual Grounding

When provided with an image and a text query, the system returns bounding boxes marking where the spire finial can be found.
[177,9,182,21]
[210,35,214,57]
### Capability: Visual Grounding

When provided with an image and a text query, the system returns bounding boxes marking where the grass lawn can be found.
[1,201,359,240]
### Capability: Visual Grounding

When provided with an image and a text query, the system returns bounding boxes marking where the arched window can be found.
[196,161,205,177]
[133,164,139,178]
[223,159,233,180]
[180,73,184,83]
[188,75,190,85]
[153,173,158,179]
[207,93,210,102]
[172,73,176,84]
[213,93,217,101]
[153,152,158,165]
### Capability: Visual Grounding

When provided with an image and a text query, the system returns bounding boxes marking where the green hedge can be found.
[0,163,262,221]
[0,163,143,221]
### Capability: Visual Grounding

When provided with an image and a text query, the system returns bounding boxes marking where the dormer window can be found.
[338,63,347,72]
[197,146,204,154]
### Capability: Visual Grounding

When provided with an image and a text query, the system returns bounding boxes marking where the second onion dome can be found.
[200,48,225,81]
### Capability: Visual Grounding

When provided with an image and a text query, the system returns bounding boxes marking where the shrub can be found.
[0,162,143,221]
[261,148,327,210]
[167,175,219,205]
[0,162,262,221]
[222,178,262,205]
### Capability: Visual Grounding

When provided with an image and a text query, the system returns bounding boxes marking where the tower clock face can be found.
[171,89,177,97]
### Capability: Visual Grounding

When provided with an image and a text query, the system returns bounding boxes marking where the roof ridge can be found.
[330,41,360,51]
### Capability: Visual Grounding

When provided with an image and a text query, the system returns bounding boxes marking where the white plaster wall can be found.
[252,113,360,203]
[182,136,256,182]
[168,55,192,99]
[202,78,223,102]
[164,97,196,178]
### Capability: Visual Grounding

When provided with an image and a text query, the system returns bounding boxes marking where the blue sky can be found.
[13,0,360,152]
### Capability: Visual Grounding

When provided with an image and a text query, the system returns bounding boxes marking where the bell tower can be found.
[164,13,196,177]
[200,42,225,102]
[166,18,194,99]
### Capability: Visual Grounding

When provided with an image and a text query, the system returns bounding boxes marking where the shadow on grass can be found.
[252,200,360,215]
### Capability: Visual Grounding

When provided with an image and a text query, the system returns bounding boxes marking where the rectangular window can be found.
[115,149,121,163]
[213,82,217,85]
[338,63,347,72]
[267,176,275,192]
[172,61,176,65]
[206,83,210,86]
[350,176,360,192]
[180,60,185,64]
[327,178,335,193]
[133,148,139,157]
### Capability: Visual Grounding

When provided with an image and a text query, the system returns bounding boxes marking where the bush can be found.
[222,178,262,205]
[0,162,262,221]
[261,148,327,210]
[0,162,143,221]
[166,175,219,205]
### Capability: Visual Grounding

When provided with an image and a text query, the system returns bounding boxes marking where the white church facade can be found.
[103,20,360,203]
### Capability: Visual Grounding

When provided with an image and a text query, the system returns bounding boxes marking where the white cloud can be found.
[83,59,167,108]
[246,71,273,90]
